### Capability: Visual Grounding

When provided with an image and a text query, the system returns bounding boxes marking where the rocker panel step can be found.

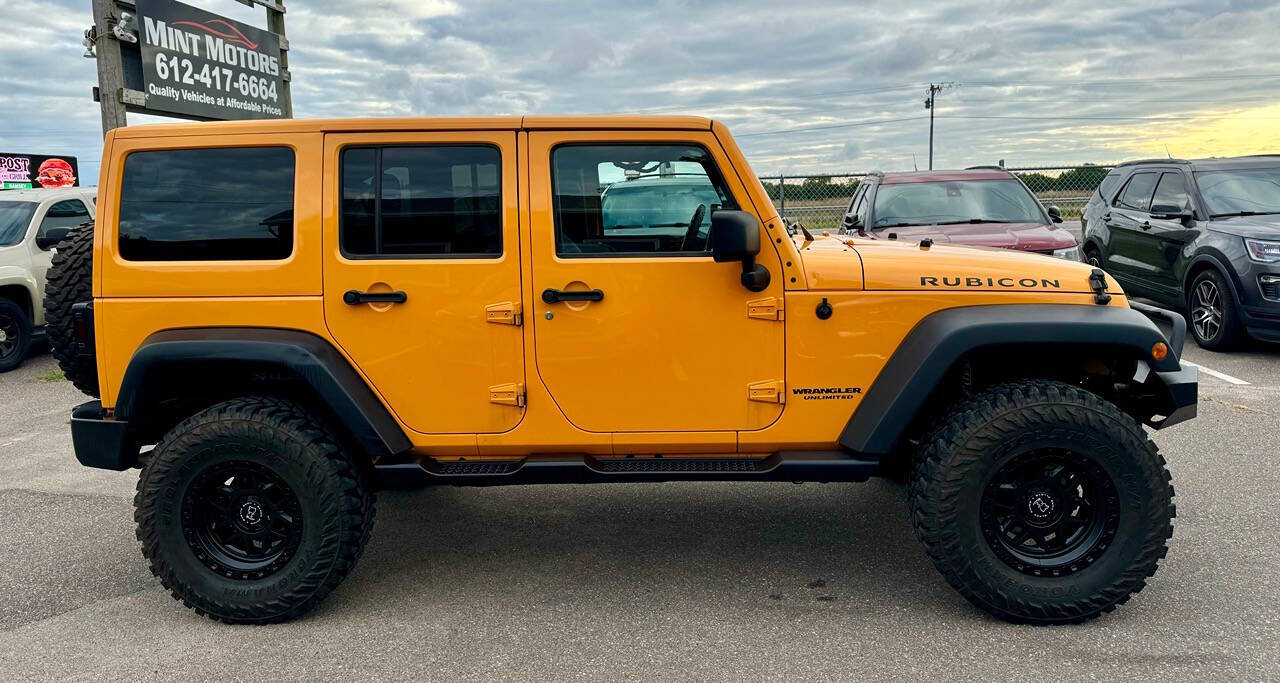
[374,451,879,488]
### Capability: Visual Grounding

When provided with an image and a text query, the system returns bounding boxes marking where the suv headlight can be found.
[1052,245,1082,261]
[1245,238,1280,263]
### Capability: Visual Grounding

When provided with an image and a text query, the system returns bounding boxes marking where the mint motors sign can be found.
[137,0,285,120]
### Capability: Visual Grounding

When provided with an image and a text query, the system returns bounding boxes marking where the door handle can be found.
[541,288,604,304]
[1101,212,1112,222]
[343,289,407,305]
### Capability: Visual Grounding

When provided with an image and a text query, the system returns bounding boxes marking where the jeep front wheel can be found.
[134,396,374,624]
[909,380,1174,624]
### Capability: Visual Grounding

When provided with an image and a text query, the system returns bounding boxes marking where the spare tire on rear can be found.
[44,221,99,397]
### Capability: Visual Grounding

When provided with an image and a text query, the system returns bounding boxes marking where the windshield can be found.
[600,179,723,235]
[1194,167,1280,217]
[0,201,38,246]
[871,179,1045,228]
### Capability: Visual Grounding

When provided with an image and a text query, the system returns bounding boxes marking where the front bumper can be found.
[1128,301,1198,428]
[70,400,136,471]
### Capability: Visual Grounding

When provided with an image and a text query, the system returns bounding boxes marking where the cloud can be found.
[3,0,1279,179]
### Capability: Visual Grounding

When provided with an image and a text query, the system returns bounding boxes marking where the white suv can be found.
[0,187,96,372]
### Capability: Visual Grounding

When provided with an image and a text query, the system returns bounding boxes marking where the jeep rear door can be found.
[525,129,785,441]
[322,131,526,435]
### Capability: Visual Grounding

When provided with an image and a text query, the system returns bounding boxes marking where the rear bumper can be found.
[70,400,136,471]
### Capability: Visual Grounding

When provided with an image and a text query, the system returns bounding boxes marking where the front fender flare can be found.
[839,304,1193,454]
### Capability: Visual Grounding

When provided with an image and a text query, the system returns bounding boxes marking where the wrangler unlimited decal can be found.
[793,387,862,401]
[921,276,1062,289]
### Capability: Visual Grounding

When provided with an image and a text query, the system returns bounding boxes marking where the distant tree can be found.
[1017,172,1056,193]
[1054,164,1110,193]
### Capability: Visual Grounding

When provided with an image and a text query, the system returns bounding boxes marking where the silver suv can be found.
[0,187,96,371]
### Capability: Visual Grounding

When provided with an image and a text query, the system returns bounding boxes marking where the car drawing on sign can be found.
[1081,155,1280,350]
[841,167,1080,260]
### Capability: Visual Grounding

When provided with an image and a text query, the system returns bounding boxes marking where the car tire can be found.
[1083,244,1103,268]
[134,396,375,624]
[0,297,33,373]
[44,222,99,396]
[909,380,1174,625]
[1187,269,1244,351]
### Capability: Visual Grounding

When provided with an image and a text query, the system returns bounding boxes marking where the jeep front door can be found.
[526,131,786,438]
[323,132,525,434]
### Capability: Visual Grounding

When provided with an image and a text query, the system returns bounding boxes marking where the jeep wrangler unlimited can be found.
[49,116,1196,625]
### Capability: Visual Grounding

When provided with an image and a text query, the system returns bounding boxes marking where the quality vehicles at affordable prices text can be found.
[47,116,1195,625]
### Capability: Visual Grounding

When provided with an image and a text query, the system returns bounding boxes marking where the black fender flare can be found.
[116,327,412,459]
[839,304,1194,454]
[1183,249,1242,305]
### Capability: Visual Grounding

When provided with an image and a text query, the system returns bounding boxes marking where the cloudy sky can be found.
[3,0,1279,184]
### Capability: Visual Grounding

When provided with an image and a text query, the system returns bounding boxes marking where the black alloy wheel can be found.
[182,460,304,580]
[0,299,32,372]
[980,449,1119,577]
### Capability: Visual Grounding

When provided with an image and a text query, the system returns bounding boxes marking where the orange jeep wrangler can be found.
[46,116,1196,625]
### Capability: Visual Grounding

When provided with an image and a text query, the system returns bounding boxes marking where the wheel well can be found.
[1183,260,1226,300]
[0,284,32,320]
[125,360,375,468]
[888,343,1158,459]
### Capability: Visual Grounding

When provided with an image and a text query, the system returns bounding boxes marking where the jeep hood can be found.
[794,233,1118,293]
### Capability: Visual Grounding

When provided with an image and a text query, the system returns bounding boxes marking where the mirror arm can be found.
[739,254,771,292]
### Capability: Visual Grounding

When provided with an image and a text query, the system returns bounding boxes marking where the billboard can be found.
[136,0,285,120]
[0,154,80,190]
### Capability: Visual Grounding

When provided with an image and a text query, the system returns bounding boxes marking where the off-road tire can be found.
[0,298,32,373]
[1187,268,1244,351]
[43,222,98,396]
[909,380,1174,625]
[134,396,374,624]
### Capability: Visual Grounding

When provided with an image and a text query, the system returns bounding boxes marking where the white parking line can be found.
[1182,360,1251,386]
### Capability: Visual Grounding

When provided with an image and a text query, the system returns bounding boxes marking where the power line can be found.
[735,115,930,137]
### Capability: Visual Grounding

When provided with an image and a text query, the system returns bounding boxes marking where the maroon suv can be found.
[840,168,1081,259]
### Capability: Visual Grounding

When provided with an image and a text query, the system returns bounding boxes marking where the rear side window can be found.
[1097,169,1124,202]
[1115,172,1158,212]
[119,147,295,261]
[40,200,91,233]
[340,145,501,258]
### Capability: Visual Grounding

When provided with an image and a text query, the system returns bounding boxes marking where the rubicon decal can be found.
[921,276,1062,289]
[793,387,862,401]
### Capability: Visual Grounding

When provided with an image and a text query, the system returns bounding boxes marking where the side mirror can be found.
[842,213,863,231]
[710,210,770,292]
[1046,205,1064,223]
[36,226,71,250]
[1150,203,1193,221]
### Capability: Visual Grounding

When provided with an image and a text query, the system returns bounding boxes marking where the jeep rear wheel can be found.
[43,222,98,395]
[0,298,32,373]
[134,396,374,624]
[909,380,1174,624]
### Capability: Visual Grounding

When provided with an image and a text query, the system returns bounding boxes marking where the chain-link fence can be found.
[759,165,1113,230]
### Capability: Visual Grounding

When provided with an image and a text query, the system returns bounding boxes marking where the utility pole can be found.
[259,0,292,118]
[90,0,129,137]
[923,83,954,170]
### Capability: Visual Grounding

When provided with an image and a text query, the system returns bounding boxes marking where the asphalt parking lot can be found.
[2,334,1279,680]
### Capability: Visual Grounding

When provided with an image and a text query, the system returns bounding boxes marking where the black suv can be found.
[1082,156,1280,350]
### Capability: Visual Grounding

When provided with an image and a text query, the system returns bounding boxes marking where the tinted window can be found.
[119,148,294,261]
[871,179,1044,228]
[341,145,501,258]
[1151,173,1190,211]
[1115,172,1158,212]
[552,144,738,255]
[0,201,37,246]
[1097,169,1124,202]
[39,200,91,235]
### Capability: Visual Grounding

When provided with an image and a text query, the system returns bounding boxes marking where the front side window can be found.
[870,179,1044,229]
[1194,167,1280,217]
[0,201,37,246]
[1150,172,1190,211]
[119,147,295,261]
[552,144,738,256]
[341,145,501,258]
[39,200,91,235]
[1115,172,1158,212]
